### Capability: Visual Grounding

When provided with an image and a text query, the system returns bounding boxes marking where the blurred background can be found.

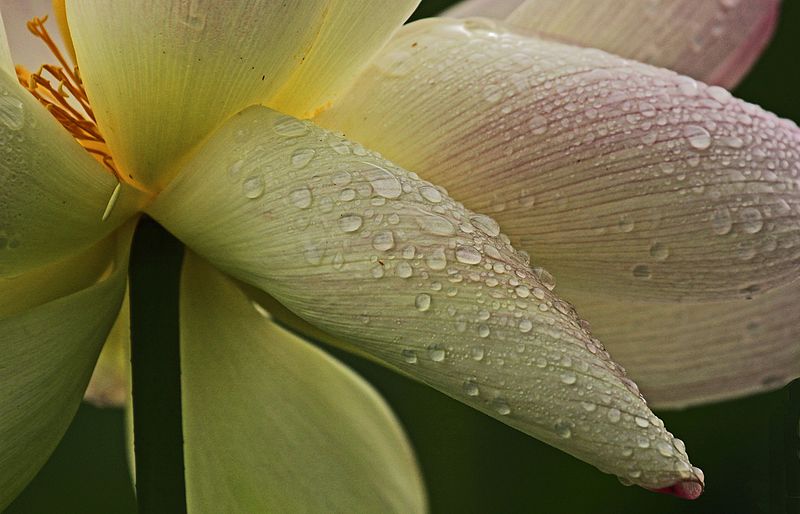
[8,1,799,513]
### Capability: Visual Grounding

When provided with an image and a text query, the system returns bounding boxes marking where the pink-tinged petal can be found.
[318,18,800,302]
[442,0,523,19]
[149,105,704,495]
[561,281,800,409]
[506,0,780,89]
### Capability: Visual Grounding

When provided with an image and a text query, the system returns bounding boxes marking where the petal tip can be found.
[649,469,705,500]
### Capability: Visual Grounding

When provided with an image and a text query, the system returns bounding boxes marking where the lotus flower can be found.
[1,0,798,511]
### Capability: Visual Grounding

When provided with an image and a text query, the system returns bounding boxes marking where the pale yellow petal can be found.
[0,8,14,76]
[148,106,704,495]
[562,282,800,409]
[66,0,417,189]
[0,68,145,277]
[508,0,779,88]
[318,18,800,302]
[0,224,131,510]
[84,288,130,408]
[180,254,427,513]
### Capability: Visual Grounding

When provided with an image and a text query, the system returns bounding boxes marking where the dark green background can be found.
[8,1,799,513]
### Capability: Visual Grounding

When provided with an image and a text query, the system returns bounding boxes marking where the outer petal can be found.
[179,253,427,513]
[0,69,145,277]
[149,106,704,495]
[66,0,418,189]
[0,0,64,71]
[562,283,800,409]
[0,225,130,510]
[0,7,13,75]
[317,18,800,302]
[507,0,779,89]
[442,0,523,19]
[84,289,130,407]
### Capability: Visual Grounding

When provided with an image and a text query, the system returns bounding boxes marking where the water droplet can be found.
[291,148,315,168]
[478,324,490,338]
[273,116,309,137]
[372,231,395,251]
[711,206,733,235]
[528,114,548,135]
[632,264,652,279]
[415,293,432,312]
[519,319,533,333]
[396,261,413,278]
[607,408,621,423]
[636,435,651,448]
[427,343,445,362]
[739,207,763,234]
[401,349,417,364]
[649,242,669,261]
[656,441,674,457]
[289,187,313,209]
[455,245,482,265]
[470,345,485,361]
[228,159,244,180]
[684,125,712,150]
[554,421,572,438]
[362,162,402,198]
[0,95,25,130]
[470,214,501,236]
[634,416,650,428]
[420,185,443,203]
[419,214,456,236]
[242,176,264,199]
[581,402,597,412]
[515,285,530,298]
[618,216,635,233]
[493,398,511,415]
[329,140,350,155]
[560,371,577,385]
[426,247,448,270]
[339,214,363,233]
[463,378,480,397]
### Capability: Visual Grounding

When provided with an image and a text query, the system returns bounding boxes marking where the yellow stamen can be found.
[17,16,121,181]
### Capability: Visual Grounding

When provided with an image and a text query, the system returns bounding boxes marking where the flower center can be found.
[17,16,121,181]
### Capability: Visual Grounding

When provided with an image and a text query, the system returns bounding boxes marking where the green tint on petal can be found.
[507,0,779,89]
[149,106,703,494]
[66,0,416,189]
[562,282,800,409]
[0,225,131,510]
[0,69,145,277]
[179,254,427,513]
[442,0,523,18]
[318,18,800,302]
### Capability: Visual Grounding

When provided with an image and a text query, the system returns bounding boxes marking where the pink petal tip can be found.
[650,479,704,500]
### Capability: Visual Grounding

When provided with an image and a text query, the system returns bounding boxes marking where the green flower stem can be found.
[785,379,800,512]
[129,216,188,514]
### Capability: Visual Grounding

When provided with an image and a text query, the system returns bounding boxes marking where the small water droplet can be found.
[372,231,395,251]
[401,348,418,364]
[493,398,511,415]
[632,264,652,279]
[415,293,432,312]
[396,261,413,278]
[478,324,490,338]
[289,187,312,209]
[634,416,650,428]
[470,214,501,237]
[470,345,485,361]
[711,206,733,235]
[362,162,402,198]
[739,207,763,234]
[273,116,309,137]
[607,408,621,423]
[656,441,674,457]
[554,421,572,438]
[684,125,712,150]
[242,176,264,199]
[519,319,533,333]
[420,185,443,203]
[528,114,548,135]
[649,242,669,261]
[560,371,577,385]
[427,343,445,362]
[463,378,480,397]
[618,216,635,233]
[426,247,447,270]
[291,148,315,168]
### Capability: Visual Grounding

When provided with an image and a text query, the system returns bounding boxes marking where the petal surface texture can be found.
[563,282,800,409]
[0,227,130,510]
[66,0,417,189]
[506,0,779,88]
[317,18,800,302]
[149,106,704,493]
[442,0,524,19]
[179,254,427,513]
[0,69,144,276]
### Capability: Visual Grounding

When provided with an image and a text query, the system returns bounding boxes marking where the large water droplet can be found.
[711,206,733,235]
[396,261,413,278]
[362,162,402,198]
[649,242,669,261]
[291,148,316,168]
[419,185,443,203]
[339,214,363,233]
[401,348,418,364]
[463,378,480,397]
[427,343,445,362]
[242,176,264,199]
[492,398,511,415]
[739,207,763,234]
[455,245,482,265]
[470,214,500,237]
[684,125,712,150]
[426,247,447,270]
[554,421,572,438]
[373,231,395,251]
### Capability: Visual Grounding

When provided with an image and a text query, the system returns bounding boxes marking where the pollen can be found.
[17,16,121,180]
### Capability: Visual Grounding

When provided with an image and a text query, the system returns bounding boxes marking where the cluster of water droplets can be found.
[358,18,800,299]
[220,107,701,488]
